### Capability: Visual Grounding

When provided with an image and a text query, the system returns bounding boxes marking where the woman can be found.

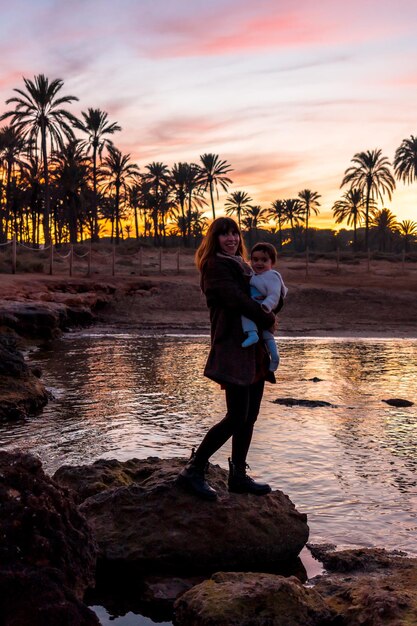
[177,217,279,501]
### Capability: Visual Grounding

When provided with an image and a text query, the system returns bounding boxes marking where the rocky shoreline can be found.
[2,450,417,625]
[1,275,417,624]
[0,279,119,419]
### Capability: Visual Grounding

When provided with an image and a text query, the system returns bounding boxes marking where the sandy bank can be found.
[1,255,416,337]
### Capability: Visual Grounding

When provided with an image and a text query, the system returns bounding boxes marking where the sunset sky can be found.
[1,0,417,227]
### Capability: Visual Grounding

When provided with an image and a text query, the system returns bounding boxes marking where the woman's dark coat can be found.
[201,255,277,386]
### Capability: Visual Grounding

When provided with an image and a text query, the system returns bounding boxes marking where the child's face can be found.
[251,250,273,274]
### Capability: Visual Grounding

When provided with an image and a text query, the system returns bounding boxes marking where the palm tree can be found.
[394,135,417,185]
[50,140,90,243]
[143,162,170,244]
[267,200,287,250]
[0,125,28,240]
[188,209,208,243]
[19,156,43,245]
[199,153,233,219]
[128,183,142,239]
[369,208,397,252]
[341,149,395,250]
[225,190,252,229]
[75,108,121,241]
[184,163,206,242]
[135,176,155,240]
[101,145,140,243]
[1,74,79,243]
[298,189,321,251]
[242,204,268,245]
[170,162,189,243]
[282,198,303,250]
[332,188,369,251]
[396,220,417,253]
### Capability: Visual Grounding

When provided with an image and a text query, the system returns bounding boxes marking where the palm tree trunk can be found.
[290,218,296,250]
[180,197,187,244]
[69,197,77,244]
[115,186,120,244]
[353,214,357,252]
[209,181,216,220]
[92,144,99,241]
[5,160,12,239]
[93,151,98,237]
[152,208,159,245]
[53,203,59,246]
[40,125,51,244]
[305,211,309,251]
[134,206,139,239]
[186,192,192,246]
[365,185,371,251]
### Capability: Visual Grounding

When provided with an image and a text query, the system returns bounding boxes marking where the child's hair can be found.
[250,242,277,265]
[195,217,247,271]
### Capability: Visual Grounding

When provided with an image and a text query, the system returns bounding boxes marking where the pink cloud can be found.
[115,114,236,162]
[0,71,28,92]
[133,0,413,60]
[388,71,417,86]
[229,152,303,191]
[143,11,329,59]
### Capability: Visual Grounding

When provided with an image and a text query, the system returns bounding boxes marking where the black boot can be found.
[177,453,217,501]
[228,458,271,495]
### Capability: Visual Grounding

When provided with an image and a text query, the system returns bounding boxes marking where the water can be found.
[1,332,416,624]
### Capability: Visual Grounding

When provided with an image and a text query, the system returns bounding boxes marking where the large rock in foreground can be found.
[54,457,309,575]
[0,451,99,625]
[173,571,335,626]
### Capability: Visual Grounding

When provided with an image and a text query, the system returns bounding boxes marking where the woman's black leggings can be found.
[193,379,265,468]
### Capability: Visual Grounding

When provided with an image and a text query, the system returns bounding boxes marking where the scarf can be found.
[216,252,253,277]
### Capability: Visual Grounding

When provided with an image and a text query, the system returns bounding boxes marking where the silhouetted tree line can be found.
[0,74,416,252]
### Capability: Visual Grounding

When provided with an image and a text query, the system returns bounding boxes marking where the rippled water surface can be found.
[2,333,417,561]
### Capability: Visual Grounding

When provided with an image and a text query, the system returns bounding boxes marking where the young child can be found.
[241,242,288,371]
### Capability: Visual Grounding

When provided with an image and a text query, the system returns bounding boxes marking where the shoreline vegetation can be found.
[0,74,417,258]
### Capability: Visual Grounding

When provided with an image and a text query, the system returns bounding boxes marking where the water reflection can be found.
[1,334,416,555]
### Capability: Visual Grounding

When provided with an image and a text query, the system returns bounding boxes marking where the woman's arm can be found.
[253,271,286,314]
[202,258,275,329]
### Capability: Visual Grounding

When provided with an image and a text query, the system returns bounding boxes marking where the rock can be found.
[54,457,309,575]
[65,305,95,326]
[0,286,110,340]
[272,398,335,408]
[382,398,414,407]
[310,546,417,626]
[0,334,48,419]
[0,568,100,626]
[173,571,335,626]
[0,450,98,624]
[0,281,114,419]
[0,301,67,339]
[308,544,405,573]
[0,333,28,377]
